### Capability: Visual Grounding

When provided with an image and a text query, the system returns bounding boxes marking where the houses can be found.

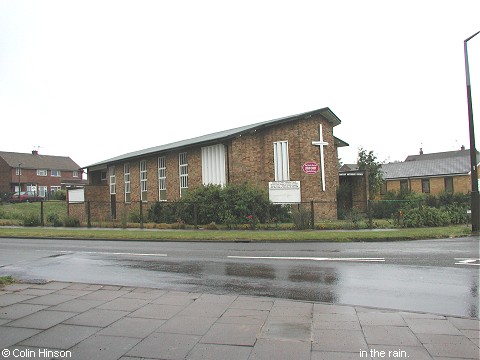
[83,107,348,221]
[380,148,479,195]
[0,150,83,198]
[337,146,479,218]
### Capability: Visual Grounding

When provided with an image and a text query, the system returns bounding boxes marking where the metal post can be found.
[87,201,91,228]
[40,201,44,226]
[310,200,315,229]
[464,31,480,232]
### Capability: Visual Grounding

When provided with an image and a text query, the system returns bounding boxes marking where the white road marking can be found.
[37,250,167,257]
[228,256,385,262]
[454,258,480,266]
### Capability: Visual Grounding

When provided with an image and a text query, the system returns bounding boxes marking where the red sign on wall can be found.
[302,162,319,174]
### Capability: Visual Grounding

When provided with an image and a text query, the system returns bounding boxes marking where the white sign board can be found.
[68,188,85,203]
[269,181,301,203]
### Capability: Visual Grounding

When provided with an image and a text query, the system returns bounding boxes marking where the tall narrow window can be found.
[140,160,147,202]
[158,156,167,201]
[179,152,188,197]
[124,163,131,203]
[273,141,290,181]
[400,180,409,192]
[16,168,21,176]
[109,166,116,195]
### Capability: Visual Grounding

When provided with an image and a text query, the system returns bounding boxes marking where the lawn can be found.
[0,225,472,242]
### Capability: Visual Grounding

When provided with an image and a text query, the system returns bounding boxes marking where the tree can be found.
[357,147,384,200]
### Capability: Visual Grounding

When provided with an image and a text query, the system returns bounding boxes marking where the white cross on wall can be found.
[311,124,328,191]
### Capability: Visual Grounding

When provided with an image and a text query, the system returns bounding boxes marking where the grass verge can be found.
[0,276,15,287]
[0,225,472,242]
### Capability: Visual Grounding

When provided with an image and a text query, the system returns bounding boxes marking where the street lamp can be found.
[464,31,480,232]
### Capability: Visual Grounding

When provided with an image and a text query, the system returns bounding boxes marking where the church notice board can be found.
[268,181,301,203]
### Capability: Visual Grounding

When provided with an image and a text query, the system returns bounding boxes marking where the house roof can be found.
[0,151,81,171]
[86,107,346,169]
[381,155,474,180]
[405,149,473,162]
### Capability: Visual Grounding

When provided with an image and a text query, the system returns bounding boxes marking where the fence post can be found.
[40,201,44,226]
[87,201,91,228]
[140,201,144,229]
[194,202,198,229]
[310,200,315,229]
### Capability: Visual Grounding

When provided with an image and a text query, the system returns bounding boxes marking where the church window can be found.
[109,166,116,195]
[273,141,290,181]
[202,144,226,186]
[124,163,131,203]
[140,160,147,202]
[158,156,167,201]
[179,152,188,197]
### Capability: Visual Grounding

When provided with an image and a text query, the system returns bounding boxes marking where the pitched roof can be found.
[381,155,473,179]
[405,149,473,161]
[87,107,345,168]
[0,151,81,171]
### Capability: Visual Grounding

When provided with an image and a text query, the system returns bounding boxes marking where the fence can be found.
[67,200,342,229]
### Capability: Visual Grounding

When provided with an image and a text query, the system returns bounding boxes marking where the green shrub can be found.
[403,206,450,228]
[64,216,80,227]
[47,213,63,227]
[147,183,290,226]
[23,214,41,227]
[128,210,141,223]
[52,190,66,201]
[291,205,311,230]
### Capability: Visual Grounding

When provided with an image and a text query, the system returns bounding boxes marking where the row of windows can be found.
[108,141,293,202]
[381,177,455,194]
[109,153,189,202]
[15,168,78,178]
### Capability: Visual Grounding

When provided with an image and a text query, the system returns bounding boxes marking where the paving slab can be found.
[19,324,101,349]
[64,308,129,327]
[69,334,141,360]
[4,310,77,329]
[362,325,422,346]
[98,316,165,338]
[186,343,252,360]
[158,315,218,335]
[0,303,48,320]
[249,338,311,360]
[1,281,478,360]
[126,332,200,359]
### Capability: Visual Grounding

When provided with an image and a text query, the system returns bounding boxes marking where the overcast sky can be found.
[1,1,479,169]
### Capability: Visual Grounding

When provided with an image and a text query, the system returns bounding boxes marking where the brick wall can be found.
[87,114,341,221]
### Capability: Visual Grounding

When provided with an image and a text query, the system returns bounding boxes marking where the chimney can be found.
[461,145,465,151]
[419,148,423,155]
[32,150,38,155]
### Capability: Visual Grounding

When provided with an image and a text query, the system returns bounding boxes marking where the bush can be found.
[47,213,63,227]
[52,190,66,201]
[147,183,290,226]
[23,214,41,227]
[403,206,450,227]
[64,216,80,227]
[291,205,311,230]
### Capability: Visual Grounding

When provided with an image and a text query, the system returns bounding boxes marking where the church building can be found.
[82,107,348,221]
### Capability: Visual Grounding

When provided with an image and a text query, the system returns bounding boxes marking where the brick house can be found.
[0,150,83,198]
[83,107,348,221]
[380,148,480,195]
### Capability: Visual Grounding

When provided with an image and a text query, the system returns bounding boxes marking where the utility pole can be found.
[464,31,480,232]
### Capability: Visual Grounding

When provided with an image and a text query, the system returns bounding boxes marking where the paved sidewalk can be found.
[0,282,478,360]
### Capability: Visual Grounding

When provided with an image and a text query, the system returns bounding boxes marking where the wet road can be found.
[0,236,478,317]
